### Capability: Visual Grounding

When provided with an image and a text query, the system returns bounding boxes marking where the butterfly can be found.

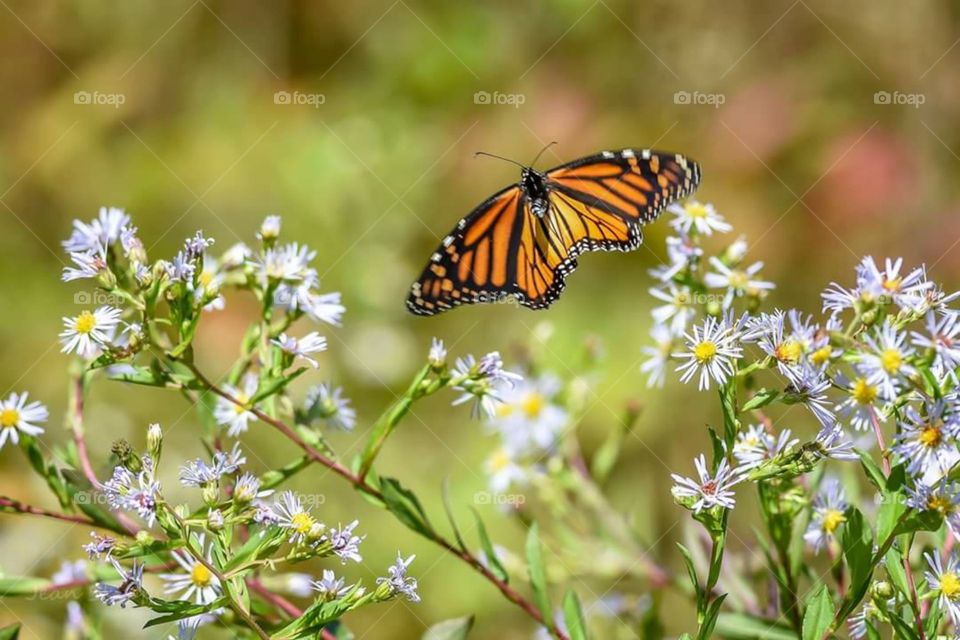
[406,147,700,316]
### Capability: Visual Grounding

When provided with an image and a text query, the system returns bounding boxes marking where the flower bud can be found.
[202,483,220,507]
[207,509,225,532]
[146,423,162,459]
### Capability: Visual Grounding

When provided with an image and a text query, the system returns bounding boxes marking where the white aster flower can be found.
[490,375,567,453]
[803,476,848,552]
[452,352,523,418]
[667,201,731,236]
[858,319,916,401]
[641,324,677,388]
[674,316,743,390]
[60,306,122,358]
[428,337,447,368]
[62,246,108,282]
[648,233,703,282]
[0,392,48,449]
[102,456,161,527]
[377,552,419,603]
[670,454,742,512]
[63,207,130,253]
[813,424,857,461]
[836,374,884,432]
[272,332,327,368]
[159,534,222,605]
[484,446,529,494]
[94,558,143,608]
[858,256,932,310]
[891,401,960,477]
[704,256,775,307]
[311,569,357,601]
[325,520,364,564]
[273,491,321,545]
[649,283,697,334]
[732,424,797,469]
[907,479,960,536]
[258,215,282,241]
[925,551,960,626]
[305,383,356,431]
[912,310,960,380]
[51,560,87,586]
[214,374,259,436]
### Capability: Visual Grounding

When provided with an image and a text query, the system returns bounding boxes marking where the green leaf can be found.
[857,449,887,492]
[698,594,727,640]
[422,616,474,640]
[525,523,552,627]
[107,365,167,386]
[839,507,874,618]
[718,380,740,446]
[380,477,434,537]
[888,613,920,640]
[801,585,834,640]
[0,624,20,640]
[676,542,703,611]
[741,389,779,411]
[441,479,468,552]
[469,508,508,583]
[562,590,588,640]
[251,368,307,403]
[884,547,909,597]
[715,613,796,640]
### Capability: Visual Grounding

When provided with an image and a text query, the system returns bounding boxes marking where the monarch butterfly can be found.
[406,147,700,316]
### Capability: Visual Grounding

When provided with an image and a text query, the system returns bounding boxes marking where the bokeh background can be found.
[1,1,959,637]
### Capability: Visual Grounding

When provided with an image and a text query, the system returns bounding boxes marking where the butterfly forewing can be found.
[406,148,700,315]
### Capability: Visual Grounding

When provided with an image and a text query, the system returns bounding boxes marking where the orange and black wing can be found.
[407,149,699,315]
[514,149,700,308]
[406,186,526,316]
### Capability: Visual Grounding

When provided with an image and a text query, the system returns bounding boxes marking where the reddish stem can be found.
[0,496,111,530]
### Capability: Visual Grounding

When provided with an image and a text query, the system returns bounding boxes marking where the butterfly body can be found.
[407,148,700,316]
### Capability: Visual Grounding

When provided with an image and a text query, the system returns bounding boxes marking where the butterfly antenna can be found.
[529,141,558,167]
[474,151,527,169]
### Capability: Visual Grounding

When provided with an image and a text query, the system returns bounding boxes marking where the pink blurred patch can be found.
[708,79,799,170]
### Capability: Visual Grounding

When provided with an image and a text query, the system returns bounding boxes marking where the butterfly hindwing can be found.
[407,148,700,315]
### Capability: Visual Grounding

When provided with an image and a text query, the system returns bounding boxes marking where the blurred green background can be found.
[2,1,960,637]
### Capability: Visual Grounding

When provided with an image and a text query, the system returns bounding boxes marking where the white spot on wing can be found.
[621,149,635,158]
[641,149,651,159]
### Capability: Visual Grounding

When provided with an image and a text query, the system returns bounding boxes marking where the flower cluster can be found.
[652,201,960,637]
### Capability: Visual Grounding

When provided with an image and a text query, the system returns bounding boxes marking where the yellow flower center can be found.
[774,340,802,364]
[919,424,943,448]
[190,563,213,588]
[233,393,249,415]
[693,341,717,363]
[929,495,955,515]
[811,346,833,365]
[675,291,690,305]
[488,449,511,472]
[880,348,902,374]
[728,271,749,289]
[291,512,315,535]
[822,509,846,534]
[495,403,515,419]
[522,393,545,419]
[941,572,960,599]
[686,203,708,219]
[882,277,902,293]
[199,270,214,287]
[0,408,18,429]
[851,378,877,405]
[74,311,97,334]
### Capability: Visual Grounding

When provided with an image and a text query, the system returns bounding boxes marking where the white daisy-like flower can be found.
[803,476,848,552]
[258,215,282,241]
[848,601,882,640]
[325,520,364,564]
[0,392,48,450]
[704,257,775,308]
[821,281,860,316]
[858,256,932,310]
[305,383,356,431]
[93,558,143,608]
[102,456,161,527]
[747,311,806,383]
[63,207,130,253]
[925,551,960,626]
[62,247,108,282]
[59,306,122,358]
[490,375,567,453]
[213,374,259,437]
[484,446,529,494]
[912,310,960,379]
[311,569,358,601]
[272,491,320,545]
[233,472,272,504]
[788,366,835,427]
[649,284,698,334]
[907,479,960,537]
[670,455,743,512]
[452,352,523,418]
[813,424,858,461]
[221,242,252,268]
[254,243,315,283]
[648,233,703,282]
[51,560,87,586]
[836,374,884,432]
[667,201,732,236]
[272,332,327,368]
[305,291,346,326]
[377,552,419,603]
[858,319,916,401]
[159,534,222,605]
[674,316,743,390]
[428,337,447,368]
[640,324,677,388]
[891,401,960,477]
[732,424,798,469]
